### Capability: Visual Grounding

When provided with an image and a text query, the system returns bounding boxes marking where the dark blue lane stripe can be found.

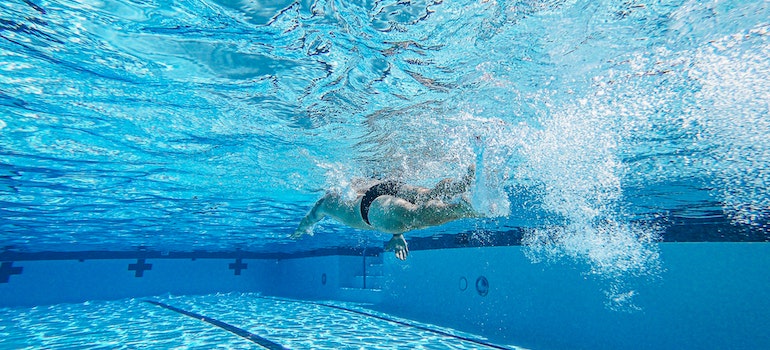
[257,296,513,350]
[0,247,382,261]
[143,300,286,350]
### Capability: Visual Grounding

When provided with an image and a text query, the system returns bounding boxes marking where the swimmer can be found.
[292,165,480,260]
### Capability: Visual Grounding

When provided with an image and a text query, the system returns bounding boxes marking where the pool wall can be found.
[2,243,769,350]
[379,243,770,350]
[260,254,384,303]
[0,251,379,307]
[0,257,270,306]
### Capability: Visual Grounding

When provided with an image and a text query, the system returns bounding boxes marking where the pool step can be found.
[340,252,385,291]
[338,251,384,304]
[347,275,385,290]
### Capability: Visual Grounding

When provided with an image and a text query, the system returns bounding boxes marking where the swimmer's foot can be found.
[454,163,476,194]
[385,234,409,260]
[429,164,476,201]
[463,163,476,187]
[458,195,484,218]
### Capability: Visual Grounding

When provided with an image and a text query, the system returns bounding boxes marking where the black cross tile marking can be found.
[0,261,23,283]
[128,258,152,277]
[228,258,247,276]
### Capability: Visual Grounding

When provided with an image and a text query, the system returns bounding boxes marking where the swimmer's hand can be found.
[290,225,313,239]
[292,211,320,239]
[385,234,409,261]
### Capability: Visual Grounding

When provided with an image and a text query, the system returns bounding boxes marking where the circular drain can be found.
[459,277,468,291]
[475,276,489,297]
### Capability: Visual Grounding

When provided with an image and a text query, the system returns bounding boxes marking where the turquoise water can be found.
[1,0,769,341]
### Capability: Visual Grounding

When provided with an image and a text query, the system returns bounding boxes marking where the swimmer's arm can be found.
[291,214,318,239]
[291,196,328,239]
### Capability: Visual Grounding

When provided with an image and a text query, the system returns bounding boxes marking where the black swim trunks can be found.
[360,181,403,225]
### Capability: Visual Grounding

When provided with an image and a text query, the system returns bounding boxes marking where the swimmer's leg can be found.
[401,197,481,231]
[427,164,475,201]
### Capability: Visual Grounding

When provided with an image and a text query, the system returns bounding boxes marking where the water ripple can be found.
[1,0,769,262]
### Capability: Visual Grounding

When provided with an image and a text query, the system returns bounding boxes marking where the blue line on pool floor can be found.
[143,300,286,350]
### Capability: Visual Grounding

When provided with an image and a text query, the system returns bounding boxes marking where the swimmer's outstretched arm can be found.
[291,195,328,239]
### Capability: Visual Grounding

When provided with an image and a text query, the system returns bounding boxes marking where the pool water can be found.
[2,0,770,348]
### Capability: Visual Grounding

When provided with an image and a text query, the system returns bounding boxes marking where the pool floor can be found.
[0,292,518,349]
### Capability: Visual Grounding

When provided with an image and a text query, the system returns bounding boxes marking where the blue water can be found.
[1,0,769,302]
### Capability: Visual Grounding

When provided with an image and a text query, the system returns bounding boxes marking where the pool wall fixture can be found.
[2,243,770,350]
[475,276,489,297]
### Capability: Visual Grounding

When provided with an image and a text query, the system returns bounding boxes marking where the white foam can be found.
[512,80,663,309]
[688,27,770,227]
[470,134,510,217]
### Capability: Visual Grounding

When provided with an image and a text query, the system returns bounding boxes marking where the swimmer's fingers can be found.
[397,241,409,261]
[386,234,409,260]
